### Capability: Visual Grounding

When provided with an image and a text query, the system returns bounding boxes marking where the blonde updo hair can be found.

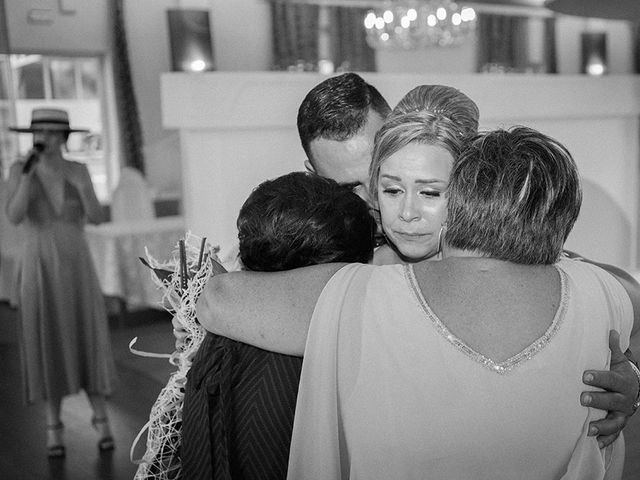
[392,84,479,138]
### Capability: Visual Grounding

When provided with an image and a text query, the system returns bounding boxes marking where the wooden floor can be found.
[0,301,638,479]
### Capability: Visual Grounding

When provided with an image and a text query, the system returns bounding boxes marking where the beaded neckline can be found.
[404,263,568,375]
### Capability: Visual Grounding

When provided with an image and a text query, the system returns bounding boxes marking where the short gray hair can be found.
[445,126,582,264]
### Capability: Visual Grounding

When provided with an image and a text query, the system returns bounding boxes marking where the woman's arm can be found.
[196,263,345,356]
[5,162,33,225]
[564,250,640,335]
[564,251,640,446]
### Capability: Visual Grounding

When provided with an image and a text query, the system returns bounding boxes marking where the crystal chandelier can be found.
[364,0,477,49]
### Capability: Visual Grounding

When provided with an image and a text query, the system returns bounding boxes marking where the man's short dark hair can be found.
[297,73,391,166]
[237,171,376,271]
[445,126,582,264]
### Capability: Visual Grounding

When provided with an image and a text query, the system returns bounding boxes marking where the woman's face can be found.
[32,129,66,154]
[377,142,453,262]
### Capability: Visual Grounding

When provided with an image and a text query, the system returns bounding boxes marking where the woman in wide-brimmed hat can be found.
[5,108,117,458]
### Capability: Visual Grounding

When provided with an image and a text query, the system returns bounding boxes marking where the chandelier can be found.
[364,0,477,50]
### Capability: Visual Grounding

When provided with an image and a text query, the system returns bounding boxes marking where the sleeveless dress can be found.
[17,166,116,403]
[287,259,633,480]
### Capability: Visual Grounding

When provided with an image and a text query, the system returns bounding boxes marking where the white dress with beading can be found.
[287,259,632,480]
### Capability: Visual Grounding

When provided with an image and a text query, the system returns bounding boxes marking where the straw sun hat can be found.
[9,108,89,133]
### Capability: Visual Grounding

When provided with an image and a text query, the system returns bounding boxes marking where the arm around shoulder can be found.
[566,251,640,337]
[196,263,347,356]
[573,254,640,446]
[595,263,640,338]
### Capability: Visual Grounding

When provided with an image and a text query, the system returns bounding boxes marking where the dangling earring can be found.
[437,224,447,256]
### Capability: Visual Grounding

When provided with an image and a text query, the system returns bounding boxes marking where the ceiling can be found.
[301,0,640,20]
[545,0,640,21]
[327,0,548,16]
[317,0,548,11]
[335,0,546,5]
[472,0,545,6]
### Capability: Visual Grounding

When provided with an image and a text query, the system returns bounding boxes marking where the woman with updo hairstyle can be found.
[369,84,479,265]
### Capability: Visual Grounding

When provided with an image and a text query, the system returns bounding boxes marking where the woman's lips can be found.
[394,231,430,241]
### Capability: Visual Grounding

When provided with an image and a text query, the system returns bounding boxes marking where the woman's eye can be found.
[382,187,402,195]
[421,190,441,198]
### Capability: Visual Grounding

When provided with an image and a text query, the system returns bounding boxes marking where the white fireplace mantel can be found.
[162,72,640,268]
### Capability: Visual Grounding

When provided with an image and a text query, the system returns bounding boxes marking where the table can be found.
[86,216,186,310]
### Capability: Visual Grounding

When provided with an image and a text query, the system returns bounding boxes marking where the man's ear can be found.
[304,159,315,173]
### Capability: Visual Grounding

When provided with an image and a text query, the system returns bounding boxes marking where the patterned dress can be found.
[182,332,302,479]
[16,163,116,403]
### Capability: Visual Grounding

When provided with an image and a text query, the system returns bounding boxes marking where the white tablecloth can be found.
[85,216,186,309]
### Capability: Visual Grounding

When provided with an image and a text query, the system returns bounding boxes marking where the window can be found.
[50,59,77,99]
[80,60,99,99]
[15,56,45,99]
[0,54,110,202]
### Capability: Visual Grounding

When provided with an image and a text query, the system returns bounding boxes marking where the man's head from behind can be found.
[237,172,376,272]
[297,73,391,203]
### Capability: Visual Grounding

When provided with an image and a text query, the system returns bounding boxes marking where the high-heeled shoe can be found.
[91,416,115,451]
[46,422,65,458]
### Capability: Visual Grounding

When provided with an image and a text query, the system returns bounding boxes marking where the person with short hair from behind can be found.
[181,171,376,479]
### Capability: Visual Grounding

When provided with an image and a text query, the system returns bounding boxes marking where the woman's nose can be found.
[399,196,420,222]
